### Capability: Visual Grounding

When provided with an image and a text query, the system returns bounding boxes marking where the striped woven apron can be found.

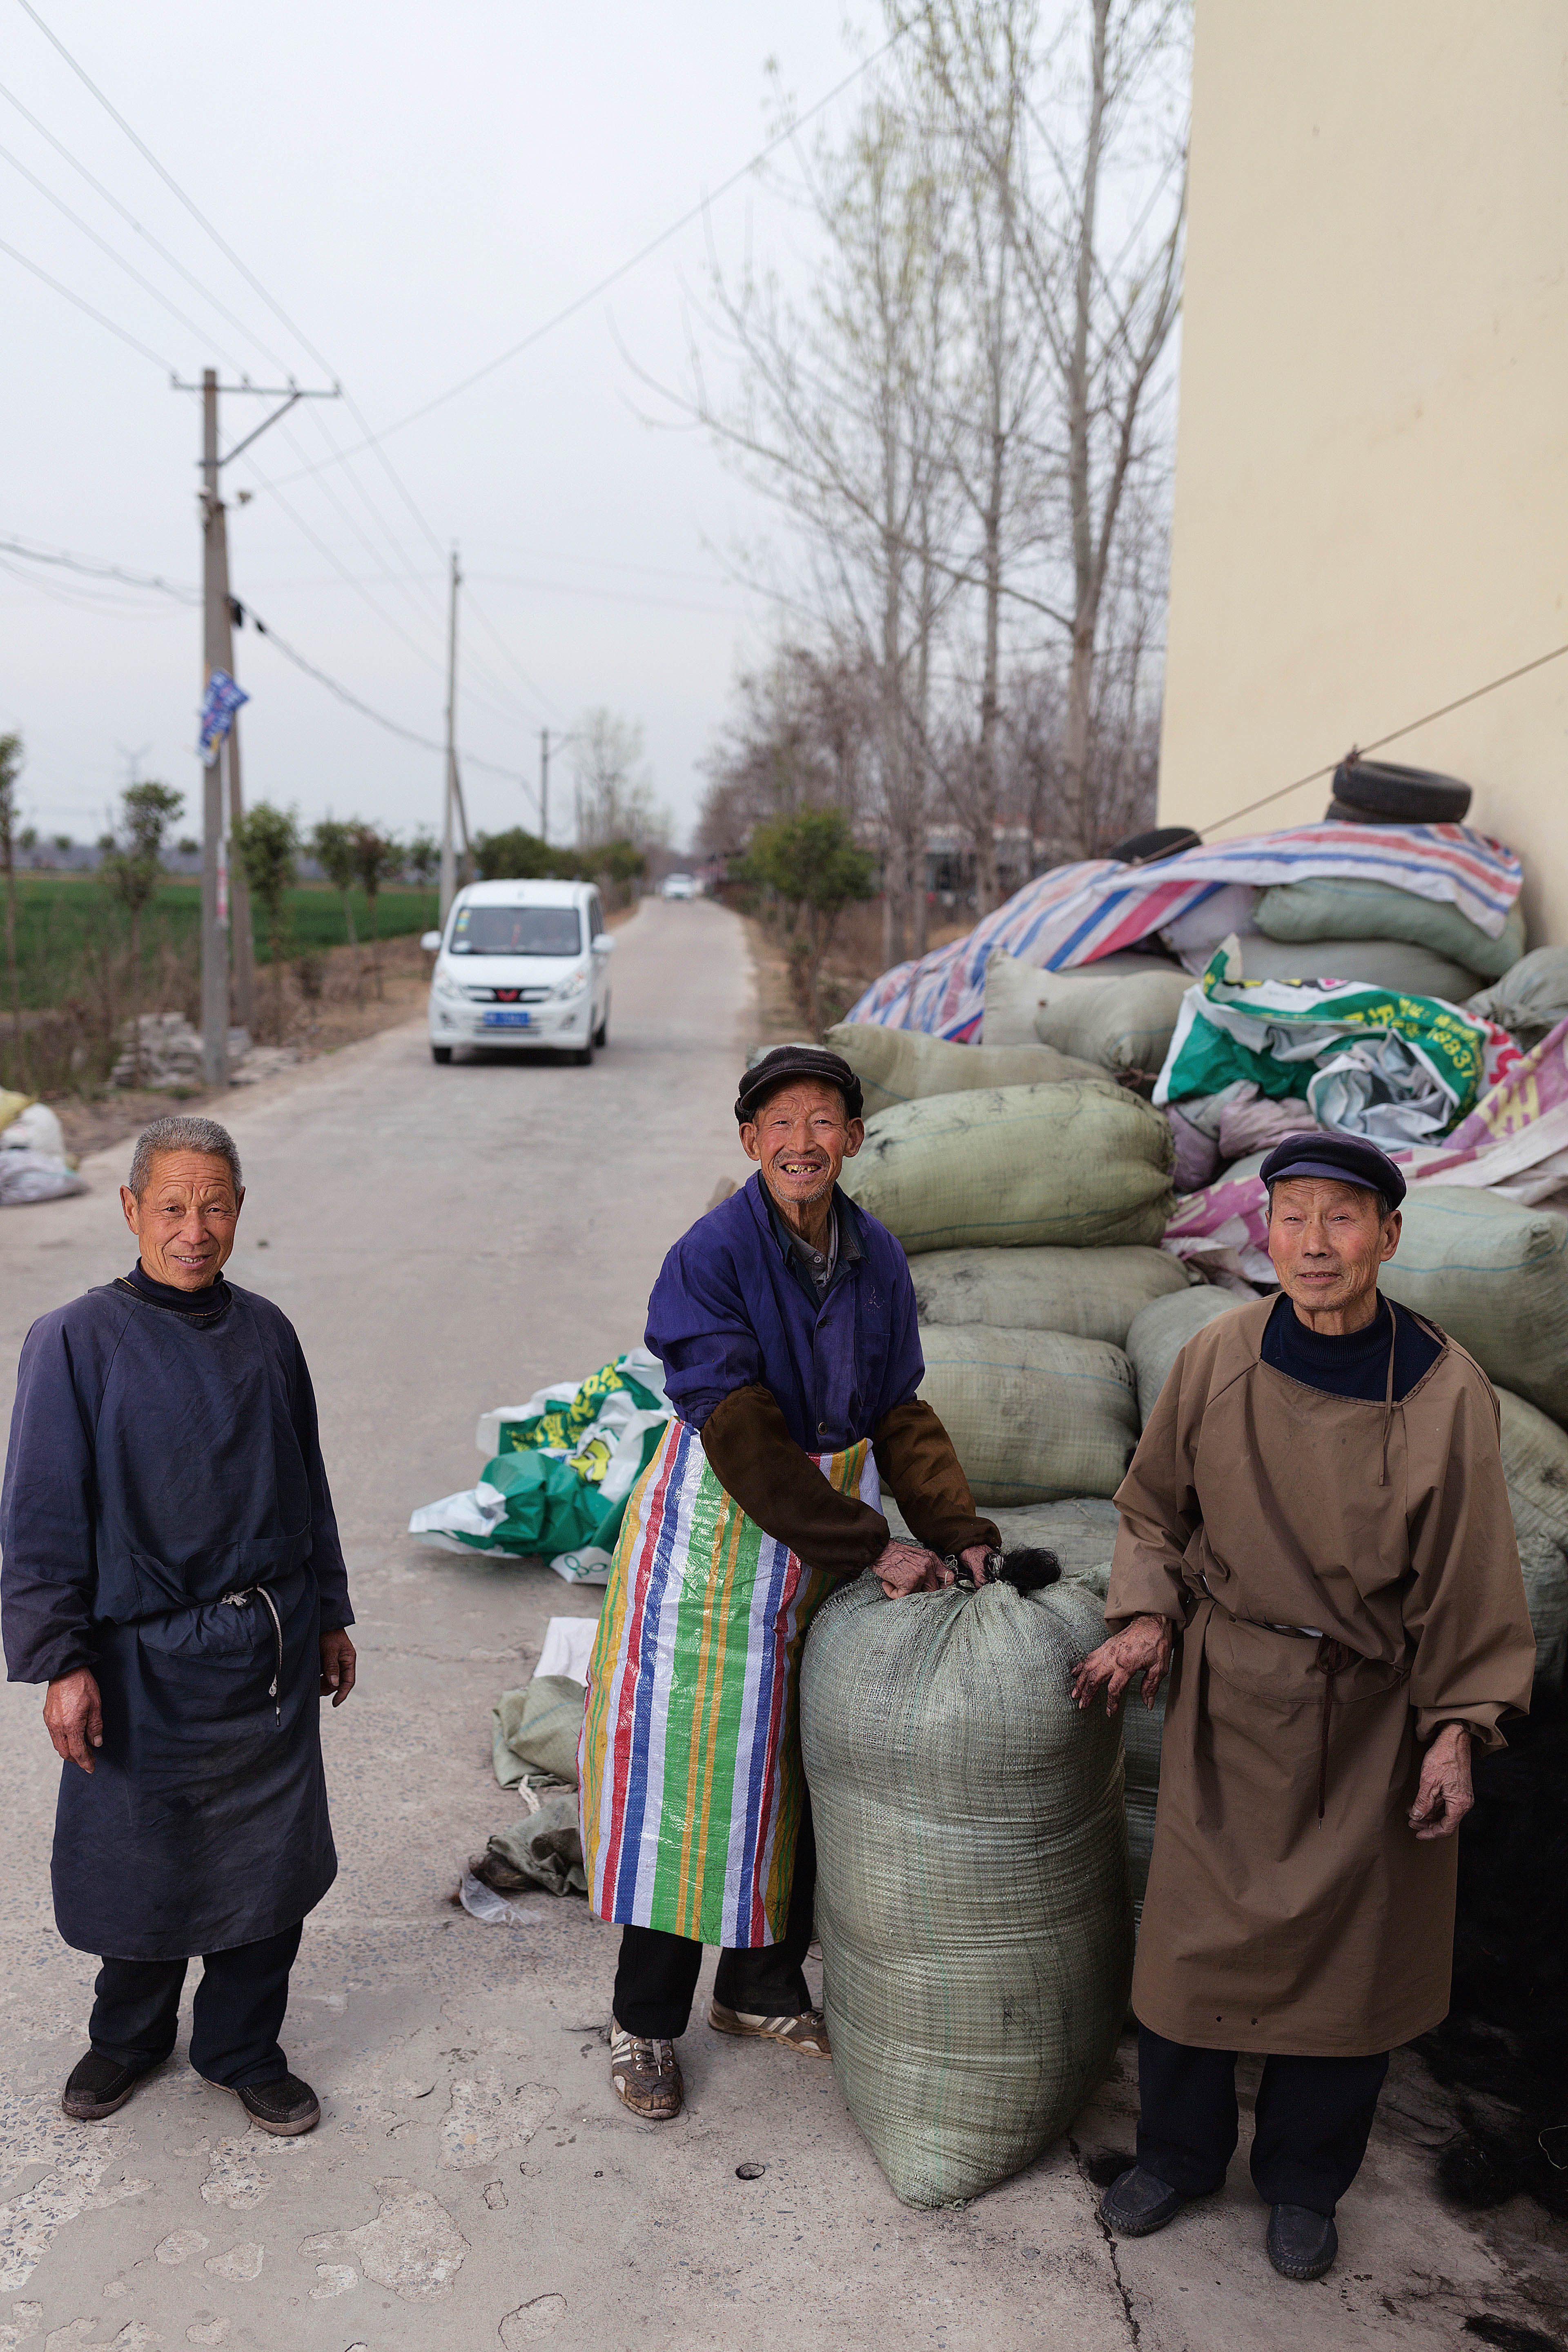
[579,1417,879,1948]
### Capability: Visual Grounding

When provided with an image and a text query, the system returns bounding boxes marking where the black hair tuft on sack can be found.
[994,1547,1062,1596]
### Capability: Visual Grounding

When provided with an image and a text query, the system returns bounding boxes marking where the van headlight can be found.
[432,969,465,1002]
[550,967,590,1003]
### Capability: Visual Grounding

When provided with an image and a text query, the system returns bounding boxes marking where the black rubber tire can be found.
[1112,824,1202,865]
[431,1045,453,1064]
[593,996,610,1049]
[573,1036,594,1067]
[1333,759,1472,824]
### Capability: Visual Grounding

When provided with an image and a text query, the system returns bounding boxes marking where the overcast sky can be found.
[1,0,890,852]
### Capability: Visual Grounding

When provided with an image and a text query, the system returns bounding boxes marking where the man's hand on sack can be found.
[872,1541,954,1599]
[44,1667,103,1773]
[1069,1613,1174,1714]
[320,1628,358,1706]
[1408,1721,1474,1840]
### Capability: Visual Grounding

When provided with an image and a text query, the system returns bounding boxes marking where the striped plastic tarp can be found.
[846,822,1524,1042]
[579,1420,878,1948]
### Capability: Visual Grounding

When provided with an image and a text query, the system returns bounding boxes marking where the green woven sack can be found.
[801,1573,1133,2207]
[1497,1388,1568,1694]
[909,1243,1192,1346]
[1123,1286,1250,1426]
[1381,1190,1568,1427]
[1254,877,1525,982]
[917,1325,1139,1504]
[1064,1561,1165,1927]
[840,1081,1175,1254]
[824,1021,1100,1119]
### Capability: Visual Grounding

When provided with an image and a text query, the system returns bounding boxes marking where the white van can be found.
[423,879,614,1065]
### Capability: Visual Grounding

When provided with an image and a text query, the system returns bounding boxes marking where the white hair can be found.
[128,1115,243,1199]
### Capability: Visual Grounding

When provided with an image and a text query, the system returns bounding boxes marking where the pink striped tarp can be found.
[846,823,1524,1043]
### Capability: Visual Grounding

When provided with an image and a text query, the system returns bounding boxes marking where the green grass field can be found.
[4,873,439,1011]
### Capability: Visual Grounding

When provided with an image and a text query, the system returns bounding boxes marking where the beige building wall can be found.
[1158,1,1568,946]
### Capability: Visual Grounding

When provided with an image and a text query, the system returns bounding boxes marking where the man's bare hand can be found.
[1408,1721,1473,1841]
[958,1544,994,1585]
[1069,1613,1174,1714]
[320,1628,357,1706]
[872,1540,953,1600]
[44,1668,103,1773]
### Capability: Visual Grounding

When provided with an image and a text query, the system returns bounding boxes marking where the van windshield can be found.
[449,906,581,957]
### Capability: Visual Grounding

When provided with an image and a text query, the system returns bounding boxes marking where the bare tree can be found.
[572,710,670,852]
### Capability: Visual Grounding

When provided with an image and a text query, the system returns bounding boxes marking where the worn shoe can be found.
[708,2001,832,2057]
[1098,2164,1192,2236]
[609,2020,684,2121]
[204,2072,321,2136]
[1266,2204,1337,2281]
[62,2051,151,2121]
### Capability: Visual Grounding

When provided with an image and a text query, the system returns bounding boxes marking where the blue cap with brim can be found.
[1258,1131,1406,1209]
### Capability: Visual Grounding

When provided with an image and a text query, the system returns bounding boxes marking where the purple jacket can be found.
[646,1174,924,1454]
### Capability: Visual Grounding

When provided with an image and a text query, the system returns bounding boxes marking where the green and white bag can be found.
[408,1350,671,1585]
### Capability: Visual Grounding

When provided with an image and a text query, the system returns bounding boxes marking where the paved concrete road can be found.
[0,900,1557,2351]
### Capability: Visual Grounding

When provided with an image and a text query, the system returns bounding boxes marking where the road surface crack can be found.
[1068,2134,1140,2347]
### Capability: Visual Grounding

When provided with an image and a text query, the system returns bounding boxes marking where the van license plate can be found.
[483,1009,533,1027]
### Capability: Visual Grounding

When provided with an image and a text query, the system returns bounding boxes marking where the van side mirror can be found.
[592,934,615,956]
[420,931,443,953]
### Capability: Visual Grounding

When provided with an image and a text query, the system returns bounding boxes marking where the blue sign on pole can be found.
[198,667,249,766]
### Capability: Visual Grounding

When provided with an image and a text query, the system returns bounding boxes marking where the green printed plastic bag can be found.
[408,1350,671,1585]
[1154,942,1494,1145]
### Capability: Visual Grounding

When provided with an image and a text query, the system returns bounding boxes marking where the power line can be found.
[263,28,913,489]
[0,532,198,599]
[0,230,176,367]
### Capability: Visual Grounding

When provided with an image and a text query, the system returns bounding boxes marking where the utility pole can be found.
[440,546,461,921]
[178,367,338,1089]
[539,727,550,848]
[214,498,255,1033]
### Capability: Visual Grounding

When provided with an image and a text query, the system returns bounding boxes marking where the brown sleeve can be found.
[700,1385,890,1577]
[871,1397,1000,1559]
[1105,1354,1203,1630]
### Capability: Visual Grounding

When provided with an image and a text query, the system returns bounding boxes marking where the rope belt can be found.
[220,1585,283,1722]
[1311,1637,1355,1820]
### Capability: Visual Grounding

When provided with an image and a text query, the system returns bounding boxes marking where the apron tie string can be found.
[1313,1636,1354,1820]
[1380,1298,1398,1487]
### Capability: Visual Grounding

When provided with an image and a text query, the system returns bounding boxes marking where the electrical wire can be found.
[0,229,177,366]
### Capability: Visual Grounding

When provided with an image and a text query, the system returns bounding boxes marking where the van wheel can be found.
[573,1036,595,1066]
[431,1045,452,1064]
[594,996,610,1049]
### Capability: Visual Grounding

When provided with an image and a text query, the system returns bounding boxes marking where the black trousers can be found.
[1136,2023,1390,2218]
[88,1920,303,2089]
[613,1795,817,2039]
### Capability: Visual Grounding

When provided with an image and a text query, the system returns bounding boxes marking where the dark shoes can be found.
[609,2019,684,2121]
[62,2051,151,2120]
[205,2071,322,2136]
[1266,2203,1338,2281]
[1098,2164,1194,2236]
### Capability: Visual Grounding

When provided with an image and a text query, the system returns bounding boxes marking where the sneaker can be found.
[1098,2163,1194,2236]
[609,2020,683,2121]
[1266,2204,1337,2281]
[203,2071,321,2136]
[708,2001,831,2057]
[62,2051,151,2121]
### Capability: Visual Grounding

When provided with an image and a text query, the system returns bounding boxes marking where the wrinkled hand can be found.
[872,1540,953,1600]
[1408,1721,1473,1840]
[958,1544,994,1585]
[1069,1613,1174,1714]
[44,1668,103,1773]
[320,1628,357,1706]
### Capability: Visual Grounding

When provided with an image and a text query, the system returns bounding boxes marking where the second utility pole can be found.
[439,546,461,921]
[198,371,229,1088]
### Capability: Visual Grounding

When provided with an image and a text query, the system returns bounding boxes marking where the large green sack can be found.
[801,1572,1133,2207]
[1381,1190,1568,1428]
[918,1325,1139,1505]
[1254,877,1525,983]
[825,1020,1100,1119]
[883,1494,1122,1577]
[908,1243,1192,1345]
[1123,1286,1250,1426]
[1236,934,1486,1003]
[841,1081,1175,1254]
[1467,947,1568,1051]
[1497,1389,1568,1695]
[983,949,1185,1061]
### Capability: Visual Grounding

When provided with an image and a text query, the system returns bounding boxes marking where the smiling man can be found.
[579,1045,998,2123]
[1073,1131,1535,2283]
[0,1114,355,2137]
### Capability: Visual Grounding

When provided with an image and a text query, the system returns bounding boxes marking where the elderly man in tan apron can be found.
[1072,1131,1536,2283]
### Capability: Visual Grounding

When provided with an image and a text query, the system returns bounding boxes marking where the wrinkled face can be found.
[739,1081,863,1214]
[120,1151,244,1290]
[1267,1176,1399,1316]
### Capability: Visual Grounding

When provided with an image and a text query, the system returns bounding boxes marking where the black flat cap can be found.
[1259,1131,1407,1208]
[735,1045,863,1126]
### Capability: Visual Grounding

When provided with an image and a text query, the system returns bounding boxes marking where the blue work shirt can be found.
[646,1173,924,1452]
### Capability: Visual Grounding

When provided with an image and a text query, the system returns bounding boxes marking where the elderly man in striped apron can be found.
[579,1045,998,2121]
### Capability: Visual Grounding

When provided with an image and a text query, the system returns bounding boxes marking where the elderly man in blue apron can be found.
[580,1045,998,2122]
[1,1114,355,2137]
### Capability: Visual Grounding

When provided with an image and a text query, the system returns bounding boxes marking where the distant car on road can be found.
[661,872,700,900]
[422,879,614,1066]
